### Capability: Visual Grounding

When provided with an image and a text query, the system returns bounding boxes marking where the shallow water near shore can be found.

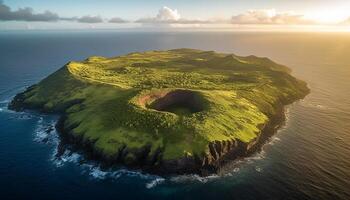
[1,31,350,199]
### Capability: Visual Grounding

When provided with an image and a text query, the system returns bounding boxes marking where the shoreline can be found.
[51,101,287,176]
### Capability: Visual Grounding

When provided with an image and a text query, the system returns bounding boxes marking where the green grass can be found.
[16,48,309,161]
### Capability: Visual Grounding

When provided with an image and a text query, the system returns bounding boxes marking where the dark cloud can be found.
[0,1,59,21]
[0,1,115,24]
[108,17,127,23]
[76,15,103,23]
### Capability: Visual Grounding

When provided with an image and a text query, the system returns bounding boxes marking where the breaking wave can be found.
[31,114,167,188]
[34,117,58,144]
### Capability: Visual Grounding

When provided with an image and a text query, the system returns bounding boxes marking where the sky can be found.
[1,0,350,31]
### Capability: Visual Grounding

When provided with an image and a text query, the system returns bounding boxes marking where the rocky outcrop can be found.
[8,85,37,111]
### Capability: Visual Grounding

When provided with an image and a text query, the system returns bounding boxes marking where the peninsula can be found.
[9,49,309,175]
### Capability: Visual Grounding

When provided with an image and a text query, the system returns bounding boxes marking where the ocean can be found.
[0,30,349,200]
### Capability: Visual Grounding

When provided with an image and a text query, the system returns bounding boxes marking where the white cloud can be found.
[231,9,314,25]
[156,6,180,21]
[137,6,180,23]
[136,6,224,24]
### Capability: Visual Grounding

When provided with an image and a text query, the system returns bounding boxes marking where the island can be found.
[9,49,309,175]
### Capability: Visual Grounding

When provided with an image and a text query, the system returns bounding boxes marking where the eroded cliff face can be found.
[52,104,285,176]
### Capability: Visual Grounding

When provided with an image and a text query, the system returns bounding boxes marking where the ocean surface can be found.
[0,31,349,200]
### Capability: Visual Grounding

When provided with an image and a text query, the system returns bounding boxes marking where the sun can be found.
[304,9,349,24]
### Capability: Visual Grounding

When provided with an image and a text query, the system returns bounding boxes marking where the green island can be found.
[9,49,309,175]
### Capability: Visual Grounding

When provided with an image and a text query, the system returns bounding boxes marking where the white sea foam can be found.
[79,165,165,187]
[33,117,58,144]
[170,173,219,184]
[146,177,166,189]
[267,136,281,146]
[50,144,164,187]
[89,167,108,179]
[51,149,82,167]
[0,106,15,114]
[0,99,12,113]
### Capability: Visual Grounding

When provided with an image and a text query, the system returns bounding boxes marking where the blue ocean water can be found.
[0,31,349,200]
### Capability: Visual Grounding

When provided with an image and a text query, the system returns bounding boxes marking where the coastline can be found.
[12,98,290,176]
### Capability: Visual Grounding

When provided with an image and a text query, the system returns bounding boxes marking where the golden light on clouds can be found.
[304,10,349,24]
[2,0,350,31]
[302,3,350,24]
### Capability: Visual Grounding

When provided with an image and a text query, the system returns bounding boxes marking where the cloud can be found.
[0,1,325,28]
[76,15,103,23]
[108,17,127,23]
[136,6,221,24]
[231,9,314,25]
[136,6,180,23]
[136,7,315,26]
[0,1,123,24]
[0,1,59,21]
[156,6,180,21]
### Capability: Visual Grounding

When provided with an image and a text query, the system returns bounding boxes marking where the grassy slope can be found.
[16,49,309,162]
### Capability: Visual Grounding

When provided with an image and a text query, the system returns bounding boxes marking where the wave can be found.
[170,174,220,184]
[0,100,13,114]
[146,178,166,189]
[34,117,58,144]
[31,113,168,188]
[50,141,165,187]
[87,166,109,179]
[267,136,281,146]
[0,99,34,119]
[51,149,81,167]
[0,99,10,104]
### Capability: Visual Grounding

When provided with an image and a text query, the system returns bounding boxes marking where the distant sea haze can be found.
[0,31,349,199]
